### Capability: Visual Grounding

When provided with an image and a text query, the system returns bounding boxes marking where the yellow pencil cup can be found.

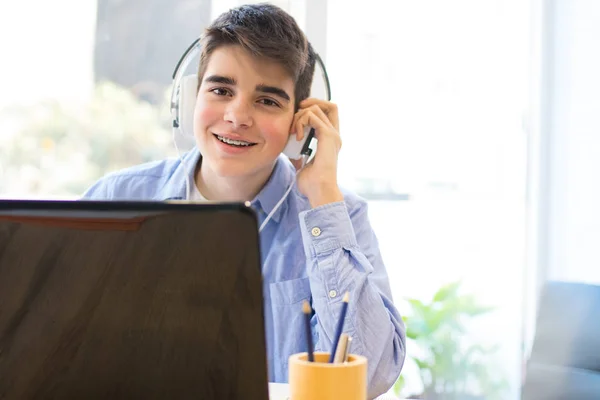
[288,352,367,400]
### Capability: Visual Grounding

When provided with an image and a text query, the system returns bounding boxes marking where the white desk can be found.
[268,382,400,400]
[268,382,291,400]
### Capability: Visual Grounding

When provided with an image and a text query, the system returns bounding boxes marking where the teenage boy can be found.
[83,4,406,397]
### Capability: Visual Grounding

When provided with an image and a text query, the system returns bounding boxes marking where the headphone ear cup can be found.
[178,74,198,137]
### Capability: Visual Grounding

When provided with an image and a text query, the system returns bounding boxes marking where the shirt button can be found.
[329,290,337,298]
[311,227,322,237]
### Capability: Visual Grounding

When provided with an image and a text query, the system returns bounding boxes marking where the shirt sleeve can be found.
[80,177,113,200]
[298,199,406,399]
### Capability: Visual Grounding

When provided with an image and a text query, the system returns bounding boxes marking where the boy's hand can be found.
[289,98,344,208]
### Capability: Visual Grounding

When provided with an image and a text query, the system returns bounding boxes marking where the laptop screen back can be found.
[0,201,268,400]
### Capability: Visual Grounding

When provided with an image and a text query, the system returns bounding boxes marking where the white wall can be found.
[543,0,600,283]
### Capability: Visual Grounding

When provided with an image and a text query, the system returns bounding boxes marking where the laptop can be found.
[0,200,269,400]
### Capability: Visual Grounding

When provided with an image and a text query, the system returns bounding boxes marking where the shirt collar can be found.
[156,146,297,224]
[251,155,296,224]
[154,147,201,201]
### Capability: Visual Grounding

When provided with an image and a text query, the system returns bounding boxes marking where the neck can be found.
[194,159,276,202]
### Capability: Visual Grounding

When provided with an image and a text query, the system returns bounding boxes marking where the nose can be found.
[224,97,253,128]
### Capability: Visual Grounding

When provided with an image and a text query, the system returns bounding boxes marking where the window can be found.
[325,1,532,398]
[1,1,534,398]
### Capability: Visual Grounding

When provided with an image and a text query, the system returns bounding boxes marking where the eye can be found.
[210,87,231,96]
[258,98,280,107]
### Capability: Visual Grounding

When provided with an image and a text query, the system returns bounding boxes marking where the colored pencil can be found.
[333,333,349,363]
[302,300,314,362]
[329,291,350,363]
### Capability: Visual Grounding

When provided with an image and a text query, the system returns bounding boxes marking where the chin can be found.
[208,156,274,179]
[213,163,253,178]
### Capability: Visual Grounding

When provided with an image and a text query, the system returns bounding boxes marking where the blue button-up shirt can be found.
[82,147,406,398]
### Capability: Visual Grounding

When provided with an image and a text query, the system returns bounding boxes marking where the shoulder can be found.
[81,157,182,200]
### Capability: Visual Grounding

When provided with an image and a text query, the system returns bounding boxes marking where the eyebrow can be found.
[204,75,291,102]
[256,84,291,102]
[204,75,236,86]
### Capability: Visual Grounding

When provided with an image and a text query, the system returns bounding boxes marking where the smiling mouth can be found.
[214,134,257,147]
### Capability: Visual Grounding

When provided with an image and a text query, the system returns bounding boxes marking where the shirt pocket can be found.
[269,276,312,305]
[267,277,312,382]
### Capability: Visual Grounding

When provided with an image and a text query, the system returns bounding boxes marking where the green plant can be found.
[395,281,508,400]
[0,81,177,196]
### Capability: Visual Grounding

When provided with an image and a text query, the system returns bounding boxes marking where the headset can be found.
[169,38,331,160]
[169,38,332,231]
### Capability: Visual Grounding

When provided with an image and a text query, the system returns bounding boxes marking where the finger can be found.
[299,99,339,130]
[294,113,318,143]
[293,105,331,140]
[289,112,306,141]
[299,98,327,108]
[289,114,303,141]
[306,104,334,130]
[294,116,306,143]
[295,110,335,142]
[290,105,326,140]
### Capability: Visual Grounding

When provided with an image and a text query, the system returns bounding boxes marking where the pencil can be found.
[329,291,350,363]
[302,300,314,362]
[344,336,352,362]
[333,333,349,363]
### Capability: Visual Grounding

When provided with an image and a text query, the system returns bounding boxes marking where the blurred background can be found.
[1,0,599,399]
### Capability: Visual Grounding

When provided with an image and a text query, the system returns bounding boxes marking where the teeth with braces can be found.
[216,135,254,147]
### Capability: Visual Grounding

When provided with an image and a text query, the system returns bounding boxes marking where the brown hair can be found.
[197,3,316,109]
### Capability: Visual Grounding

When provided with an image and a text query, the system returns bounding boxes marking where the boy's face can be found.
[193,45,295,180]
